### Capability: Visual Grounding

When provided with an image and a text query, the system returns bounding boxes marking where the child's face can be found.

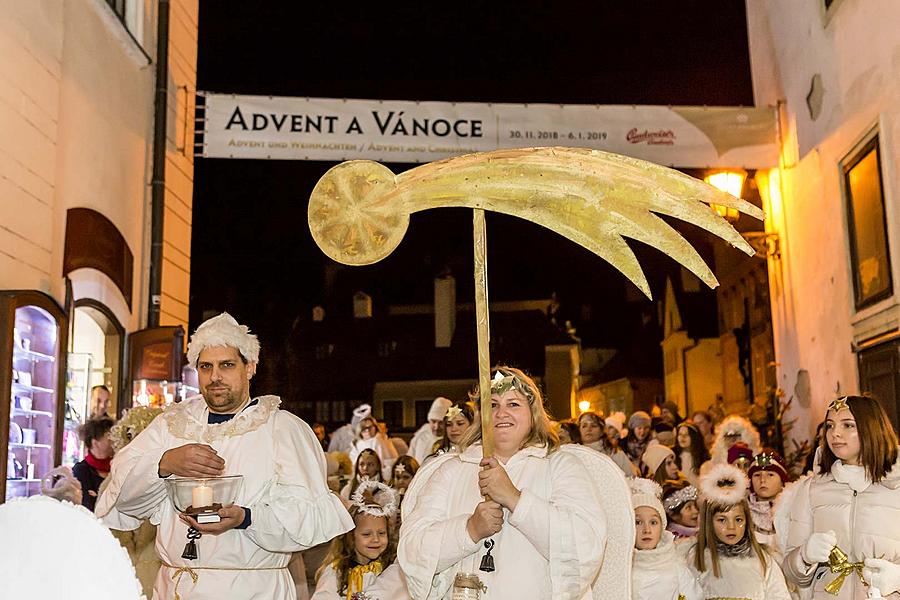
[664,455,679,479]
[357,453,380,479]
[673,500,699,527]
[579,416,601,444]
[392,469,413,491]
[446,414,471,445]
[634,506,663,550]
[825,408,861,466]
[677,426,692,449]
[713,505,747,545]
[751,470,783,500]
[360,419,377,440]
[633,425,650,441]
[353,513,389,563]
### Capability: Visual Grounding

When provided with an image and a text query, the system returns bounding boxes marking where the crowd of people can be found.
[30,312,900,600]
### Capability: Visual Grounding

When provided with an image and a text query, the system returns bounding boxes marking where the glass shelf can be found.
[5,479,40,484]
[11,408,54,418]
[12,348,56,363]
[9,443,51,450]
[11,383,54,395]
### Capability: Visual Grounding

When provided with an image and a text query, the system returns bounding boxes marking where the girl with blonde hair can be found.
[313,480,408,599]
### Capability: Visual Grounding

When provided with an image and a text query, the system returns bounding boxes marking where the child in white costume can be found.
[399,366,634,599]
[630,478,703,600]
[341,448,384,501]
[686,464,791,600]
[349,415,399,481]
[313,480,410,600]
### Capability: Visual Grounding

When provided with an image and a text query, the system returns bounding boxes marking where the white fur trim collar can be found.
[632,530,676,569]
[163,395,281,443]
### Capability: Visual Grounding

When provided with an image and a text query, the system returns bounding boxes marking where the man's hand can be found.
[466,500,503,542]
[158,444,225,478]
[179,505,245,535]
[478,458,521,511]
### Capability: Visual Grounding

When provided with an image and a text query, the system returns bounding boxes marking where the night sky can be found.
[190,1,754,351]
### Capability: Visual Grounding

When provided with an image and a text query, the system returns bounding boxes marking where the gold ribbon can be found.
[345,560,382,600]
[162,562,287,600]
[170,567,198,600]
[824,545,866,595]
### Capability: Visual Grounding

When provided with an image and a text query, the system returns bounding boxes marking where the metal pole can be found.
[148,0,170,327]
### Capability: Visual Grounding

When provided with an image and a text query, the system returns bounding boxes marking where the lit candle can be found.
[192,484,213,509]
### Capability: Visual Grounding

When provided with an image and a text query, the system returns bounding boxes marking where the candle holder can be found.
[164,475,243,560]
[452,572,487,600]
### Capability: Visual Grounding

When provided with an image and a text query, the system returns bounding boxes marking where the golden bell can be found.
[829,546,850,566]
[824,545,866,595]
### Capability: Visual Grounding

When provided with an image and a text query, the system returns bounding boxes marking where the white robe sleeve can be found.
[95,412,170,530]
[407,426,434,465]
[778,476,817,588]
[507,451,606,562]
[366,563,411,600]
[676,563,703,600]
[765,554,793,600]
[245,411,354,553]
[507,450,607,599]
[398,456,481,599]
[375,433,399,480]
[310,565,340,600]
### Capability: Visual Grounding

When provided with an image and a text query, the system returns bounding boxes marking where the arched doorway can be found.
[63,300,125,466]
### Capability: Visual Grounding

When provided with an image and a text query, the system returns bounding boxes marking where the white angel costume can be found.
[632,531,703,600]
[312,563,408,600]
[0,496,144,600]
[686,545,791,600]
[349,433,399,481]
[97,395,353,600]
[407,398,453,465]
[406,424,440,465]
[398,443,633,599]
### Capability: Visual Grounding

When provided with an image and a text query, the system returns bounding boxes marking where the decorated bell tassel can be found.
[824,545,866,595]
[479,539,495,572]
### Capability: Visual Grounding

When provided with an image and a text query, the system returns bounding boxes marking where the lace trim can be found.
[163,395,281,443]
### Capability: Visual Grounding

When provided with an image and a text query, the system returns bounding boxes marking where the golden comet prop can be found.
[307,146,763,459]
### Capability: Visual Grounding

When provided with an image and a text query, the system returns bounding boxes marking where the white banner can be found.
[198,92,778,168]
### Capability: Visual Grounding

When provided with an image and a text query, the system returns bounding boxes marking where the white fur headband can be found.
[699,463,749,507]
[350,480,398,518]
[186,312,260,366]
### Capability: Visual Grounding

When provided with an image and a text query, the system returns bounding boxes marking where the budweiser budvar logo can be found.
[626,128,676,145]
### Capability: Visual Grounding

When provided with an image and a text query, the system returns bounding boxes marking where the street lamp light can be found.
[704,169,747,223]
[578,400,591,413]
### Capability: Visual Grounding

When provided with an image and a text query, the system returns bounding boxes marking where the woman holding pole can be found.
[398,366,633,599]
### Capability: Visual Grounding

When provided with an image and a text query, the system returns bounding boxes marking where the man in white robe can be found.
[97,313,353,600]
[327,403,371,454]
[407,397,452,464]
